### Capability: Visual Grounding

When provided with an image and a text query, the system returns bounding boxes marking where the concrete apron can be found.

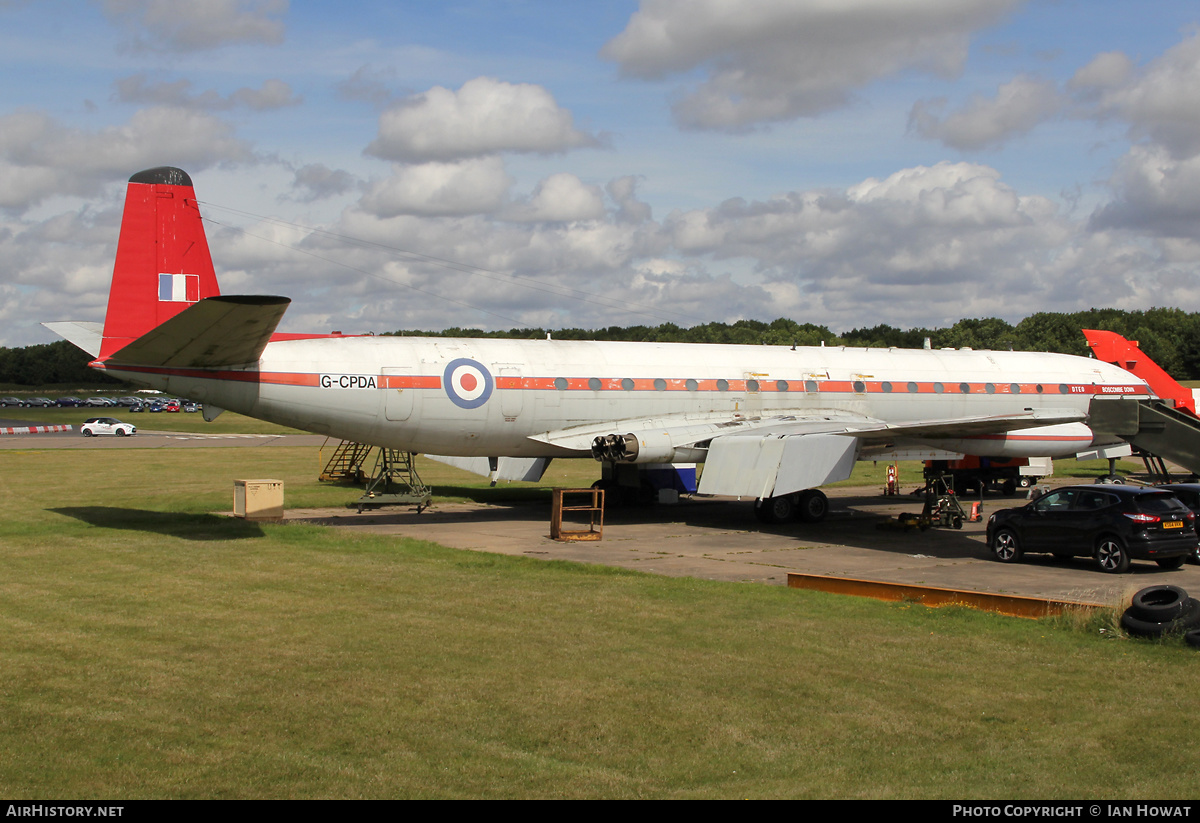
[282,485,1200,608]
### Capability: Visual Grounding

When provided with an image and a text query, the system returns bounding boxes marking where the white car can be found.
[80,417,136,437]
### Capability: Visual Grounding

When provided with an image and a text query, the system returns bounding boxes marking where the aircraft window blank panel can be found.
[588,377,602,391]
[621,378,634,391]
[985,383,996,394]
[1010,383,1021,393]
[554,377,568,391]
[882,382,893,393]
[907,382,918,393]
[747,380,759,392]
[1059,384,1069,393]
[654,378,667,391]
[776,380,788,392]
[853,381,865,393]
[686,379,699,391]
[717,379,729,391]
[960,383,971,394]
[805,380,818,392]
[934,382,944,393]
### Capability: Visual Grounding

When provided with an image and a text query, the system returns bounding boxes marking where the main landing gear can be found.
[753,489,829,525]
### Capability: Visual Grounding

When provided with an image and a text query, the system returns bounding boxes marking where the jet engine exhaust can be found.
[591,433,638,462]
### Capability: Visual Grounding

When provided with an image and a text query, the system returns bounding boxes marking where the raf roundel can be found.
[443,358,494,409]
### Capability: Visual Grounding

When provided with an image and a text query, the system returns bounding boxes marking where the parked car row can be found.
[987,484,1200,574]
[0,394,201,411]
[1,396,55,407]
[126,398,200,413]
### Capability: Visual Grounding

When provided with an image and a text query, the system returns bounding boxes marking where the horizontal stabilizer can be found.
[106,295,290,368]
[42,321,104,357]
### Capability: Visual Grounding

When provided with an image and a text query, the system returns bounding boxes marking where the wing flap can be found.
[105,295,290,368]
[697,434,860,498]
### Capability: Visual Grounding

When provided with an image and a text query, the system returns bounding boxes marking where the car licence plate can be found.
[1164,521,1184,529]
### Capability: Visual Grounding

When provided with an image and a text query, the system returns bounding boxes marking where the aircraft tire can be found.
[797,489,828,524]
[755,494,796,524]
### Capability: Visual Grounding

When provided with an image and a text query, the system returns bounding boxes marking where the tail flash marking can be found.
[159,273,201,303]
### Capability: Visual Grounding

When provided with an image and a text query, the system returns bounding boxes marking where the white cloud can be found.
[0,108,252,212]
[101,0,287,52]
[602,0,1023,131]
[360,157,514,217]
[503,173,606,223]
[1073,31,1200,159]
[909,75,1062,151]
[366,77,602,163]
[288,163,356,203]
[1090,144,1200,238]
[1068,51,1134,96]
[1071,32,1200,240]
[606,176,653,224]
[660,161,1090,326]
[115,74,301,111]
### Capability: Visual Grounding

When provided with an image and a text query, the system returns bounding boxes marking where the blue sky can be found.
[4,0,1200,346]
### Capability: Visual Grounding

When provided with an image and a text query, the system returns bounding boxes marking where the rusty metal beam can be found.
[786,573,1103,619]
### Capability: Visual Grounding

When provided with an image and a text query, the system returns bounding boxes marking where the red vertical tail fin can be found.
[99,167,220,359]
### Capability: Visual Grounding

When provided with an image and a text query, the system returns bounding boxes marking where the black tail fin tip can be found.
[128,167,194,186]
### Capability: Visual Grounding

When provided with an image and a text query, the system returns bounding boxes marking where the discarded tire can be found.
[1127,585,1190,623]
[1121,595,1200,638]
[1186,629,1200,649]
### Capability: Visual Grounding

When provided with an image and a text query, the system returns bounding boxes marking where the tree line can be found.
[0,341,124,388]
[6,307,1200,387]
[389,307,1200,380]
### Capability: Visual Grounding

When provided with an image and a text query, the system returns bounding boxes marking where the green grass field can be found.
[0,444,1195,798]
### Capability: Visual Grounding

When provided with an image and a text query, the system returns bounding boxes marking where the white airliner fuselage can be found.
[110,334,1141,459]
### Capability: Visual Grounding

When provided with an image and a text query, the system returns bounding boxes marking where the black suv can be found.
[987,485,1197,573]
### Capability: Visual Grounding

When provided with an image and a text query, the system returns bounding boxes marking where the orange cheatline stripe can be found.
[95,362,1149,398]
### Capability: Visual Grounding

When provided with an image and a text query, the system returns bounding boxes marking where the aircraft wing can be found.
[531,407,1086,452]
[531,406,1087,499]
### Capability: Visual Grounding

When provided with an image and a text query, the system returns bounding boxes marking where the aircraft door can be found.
[382,366,420,422]
[498,366,523,420]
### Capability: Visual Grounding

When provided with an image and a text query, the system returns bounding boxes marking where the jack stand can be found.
[353,449,433,513]
[918,473,967,530]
